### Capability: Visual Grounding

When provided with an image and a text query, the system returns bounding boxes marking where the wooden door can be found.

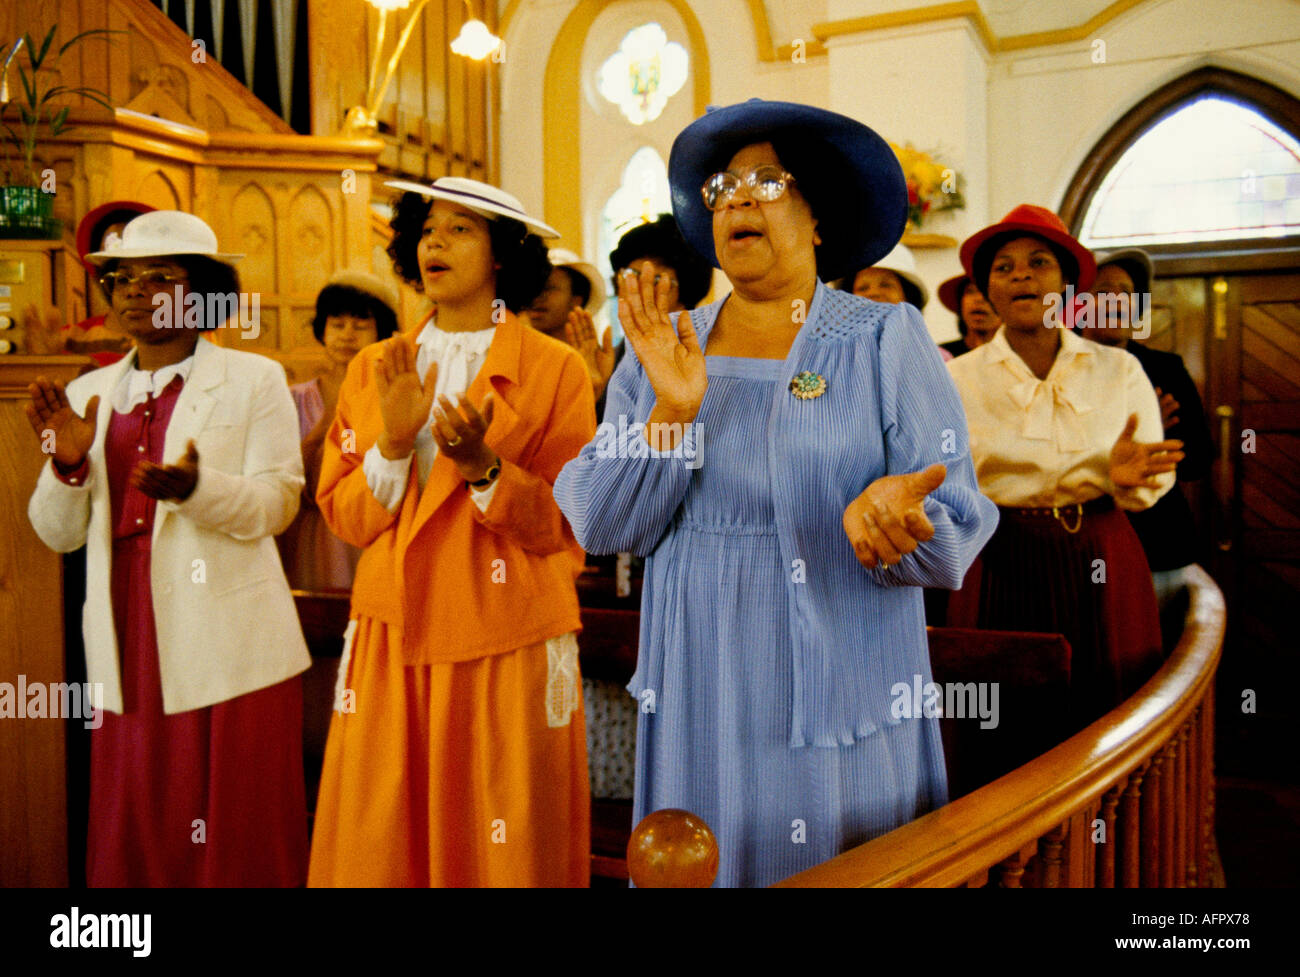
[1151,270,1300,780]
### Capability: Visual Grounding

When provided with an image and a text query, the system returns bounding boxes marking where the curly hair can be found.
[386,190,551,313]
[311,284,399,343]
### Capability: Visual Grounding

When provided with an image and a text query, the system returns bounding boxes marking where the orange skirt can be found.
[307,616,590,887]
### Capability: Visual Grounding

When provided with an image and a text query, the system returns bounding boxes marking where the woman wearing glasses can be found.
[25,211,310,886]
[555,100,997,887]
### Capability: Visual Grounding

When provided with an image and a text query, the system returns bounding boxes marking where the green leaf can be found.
[51,86,115,112]
[59,28,124,58]
[34,26,56,69]
[38,85,69,106]
[50,106,70,135]
[19,66,37,108]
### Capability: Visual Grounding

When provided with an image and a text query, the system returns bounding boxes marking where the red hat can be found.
[76,200,155,274]
[959,204,1096,295]
[937,273,973,314]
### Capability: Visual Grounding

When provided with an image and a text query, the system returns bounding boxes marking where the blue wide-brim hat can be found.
[668,99,908,283]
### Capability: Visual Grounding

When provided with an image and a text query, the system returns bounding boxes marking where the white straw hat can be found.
[384,176,560,239]
[547,248,606,312]
[869,242,929,308]
[85,210,243,267]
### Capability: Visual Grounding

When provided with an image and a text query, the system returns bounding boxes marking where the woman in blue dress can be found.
[554,100,999,887]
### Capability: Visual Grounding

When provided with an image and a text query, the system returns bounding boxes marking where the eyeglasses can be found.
[98,270,189,293]
[701,165,796,211]
[621,267,679,290]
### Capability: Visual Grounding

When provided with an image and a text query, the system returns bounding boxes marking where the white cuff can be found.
[363,443,413,514]
[469,478,499,512]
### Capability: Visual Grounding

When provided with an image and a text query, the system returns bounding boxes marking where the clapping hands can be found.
[617,261,707,434]
[565,305,616,400]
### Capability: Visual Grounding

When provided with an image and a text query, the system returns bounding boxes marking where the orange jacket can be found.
[317,310,596,664]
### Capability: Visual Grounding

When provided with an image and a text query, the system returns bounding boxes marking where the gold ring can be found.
[447,435,462,447]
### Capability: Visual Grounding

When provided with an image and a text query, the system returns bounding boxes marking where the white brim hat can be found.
[85,210,243,267]
[547,248,606,312]
[384,176,560,239]
[869,242,929,308]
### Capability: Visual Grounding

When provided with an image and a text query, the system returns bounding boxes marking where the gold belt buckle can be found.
[1052,503,1083,534]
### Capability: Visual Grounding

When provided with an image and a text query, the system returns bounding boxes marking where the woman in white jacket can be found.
[26,211,311,887]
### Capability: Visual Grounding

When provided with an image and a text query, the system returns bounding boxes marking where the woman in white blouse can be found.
[946,205,1185,727]
[306,178,596,886]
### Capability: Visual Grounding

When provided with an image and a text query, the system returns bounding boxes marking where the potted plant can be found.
[1,24,117,239]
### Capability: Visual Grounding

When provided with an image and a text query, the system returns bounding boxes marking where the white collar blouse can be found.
[947,325,1173,510]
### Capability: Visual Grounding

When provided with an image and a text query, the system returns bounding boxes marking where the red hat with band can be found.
[75,201,156,274]
[960,204,1096,296]
[937,273,973,314]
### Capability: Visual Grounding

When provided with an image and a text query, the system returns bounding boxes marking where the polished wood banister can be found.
[777,565,1225,887]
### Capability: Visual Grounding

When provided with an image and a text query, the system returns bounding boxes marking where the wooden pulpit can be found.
[1,355,93,886]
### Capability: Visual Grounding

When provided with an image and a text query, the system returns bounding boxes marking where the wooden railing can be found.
[777,564,1226,888]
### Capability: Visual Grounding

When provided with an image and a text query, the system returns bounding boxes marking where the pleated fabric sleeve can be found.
[552,334,698,557]
[762,287,998,745]
[861,302,1000,590]
[557,283,999,749]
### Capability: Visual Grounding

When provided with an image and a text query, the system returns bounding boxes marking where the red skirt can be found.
[86,535,309,887]
[947,498,1164,728]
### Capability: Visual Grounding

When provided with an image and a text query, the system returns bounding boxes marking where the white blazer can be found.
[28,337,311,714]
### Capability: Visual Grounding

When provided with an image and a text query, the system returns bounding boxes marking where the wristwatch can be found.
[468,457,501,488]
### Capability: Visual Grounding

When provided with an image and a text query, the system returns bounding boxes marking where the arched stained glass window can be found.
[598,147,673,341]
[1079,95,1300,247]
[597,23,688,126]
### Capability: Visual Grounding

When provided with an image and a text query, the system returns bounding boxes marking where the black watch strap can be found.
[469,459,501,488]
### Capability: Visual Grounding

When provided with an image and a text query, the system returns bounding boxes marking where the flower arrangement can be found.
[889,142,965,230]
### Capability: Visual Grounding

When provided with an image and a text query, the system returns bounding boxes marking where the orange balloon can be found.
[627,808,719,888]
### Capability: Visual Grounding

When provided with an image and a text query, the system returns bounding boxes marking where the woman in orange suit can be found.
[307,177,596,887]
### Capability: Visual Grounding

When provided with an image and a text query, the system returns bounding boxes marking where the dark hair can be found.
[558,266,591,307]
[973,231,1079,298]
[608,214,714,309]
[99,254,241,331]
[759,131,856,282]
[386,190,551,313]
[312,284,398,343]
[89,208,148,254]
[847,266,923,309]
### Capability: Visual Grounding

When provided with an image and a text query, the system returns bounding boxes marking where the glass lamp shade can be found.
[450,19,501,60]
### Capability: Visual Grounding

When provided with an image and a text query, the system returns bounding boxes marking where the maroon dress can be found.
[83,375,308,887]
[946,498,1165,731]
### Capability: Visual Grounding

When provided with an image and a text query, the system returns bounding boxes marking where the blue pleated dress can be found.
[555,283,1000,888]
[633,355,942,887]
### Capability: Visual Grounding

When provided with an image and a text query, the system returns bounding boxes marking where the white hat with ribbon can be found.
[384,176,560,239]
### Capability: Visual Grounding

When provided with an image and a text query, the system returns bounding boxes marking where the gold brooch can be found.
[789,371,827,400]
